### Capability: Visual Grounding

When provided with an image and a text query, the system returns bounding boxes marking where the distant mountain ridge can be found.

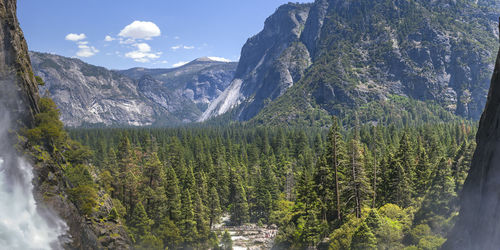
[31,0,500,128]
[202,0,500,126]
[30,51,236,127]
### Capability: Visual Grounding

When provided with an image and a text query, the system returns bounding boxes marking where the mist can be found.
[0,106,67,249]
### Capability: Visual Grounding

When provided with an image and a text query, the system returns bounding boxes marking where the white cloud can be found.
[76,44,99,57]
[65,33,87,42]
[135,43,151,53]
[171,45,195,51]
[174,36,180,40]
[124,42,161,63]
[160,60,168,64]
[118,21,161,40]
[77,41,88,45]
[104,35,115,42]
[119,38,135,44]
[172,61,188,68]
[207,56,232,62]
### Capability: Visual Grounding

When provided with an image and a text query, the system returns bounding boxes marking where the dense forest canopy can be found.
[60,117,476,249]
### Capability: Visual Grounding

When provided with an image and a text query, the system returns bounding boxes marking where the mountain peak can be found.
[193,56,232,63]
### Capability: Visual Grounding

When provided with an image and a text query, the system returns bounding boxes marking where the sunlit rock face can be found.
[203,0,499,125]
[30,52,237,127]
[443,21,500,250]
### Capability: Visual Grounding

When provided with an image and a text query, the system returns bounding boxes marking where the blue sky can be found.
[18,0,313,70]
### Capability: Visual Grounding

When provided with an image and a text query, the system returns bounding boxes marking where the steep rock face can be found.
[0,0,39,126]
[0,0,131,249]
[31,52,167,127]
[300,0,329,58]
[443,21,500,250]
[121,58,237,122]
[200,3,312,121]
[31,52,236,126]
[204,0,499,125]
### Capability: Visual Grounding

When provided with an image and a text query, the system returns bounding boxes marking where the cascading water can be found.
[0,108,67,249]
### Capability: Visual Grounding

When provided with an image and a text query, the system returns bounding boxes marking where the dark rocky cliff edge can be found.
[0,0,39,125]
[443,19,500,250]
[0,0,130,248]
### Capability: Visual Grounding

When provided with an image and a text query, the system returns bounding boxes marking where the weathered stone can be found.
[443,19,500,250]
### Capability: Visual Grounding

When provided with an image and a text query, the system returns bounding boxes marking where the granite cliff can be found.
[30,52,236,127]
[202,0,499,126]
[443,19,500,250]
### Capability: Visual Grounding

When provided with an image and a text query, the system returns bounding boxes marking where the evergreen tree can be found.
[325,116,347,221]
[208,186,222,228]
[129,201,152,239]
[165,164,181,221]
[350,222,377,250]
[229,170,249,225]
[414,145,431,197]
[180,190,198,244]
[347,137,371,218]
[416,158,457,224]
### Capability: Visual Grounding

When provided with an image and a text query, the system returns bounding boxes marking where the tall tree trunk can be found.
[372,153,377,208]
[333,135,341,221]
[352,144,361,218]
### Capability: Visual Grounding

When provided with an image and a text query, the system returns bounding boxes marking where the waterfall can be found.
[0,108,67,249]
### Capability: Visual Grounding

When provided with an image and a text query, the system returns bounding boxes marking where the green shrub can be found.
[35,75,45,86]
[69,185,98,216]
[27,97,65,150]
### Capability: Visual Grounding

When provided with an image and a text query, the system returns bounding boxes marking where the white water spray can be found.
[0,108,67,249]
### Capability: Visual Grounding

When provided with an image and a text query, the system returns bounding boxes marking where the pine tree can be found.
[347,137,371,218]
[208,186,222,228]
[452,141,474,193]
[314,156,332,222]
[369,126,385,208]
[180,190,198,244]
[165,164,181,221]
[325,116,347,221]
[416,158,457,223]
[230,170,249,225]
[129,201,152,239]
[142,152,166,221]
[414,145,431,197]
[350,222,377,250]
[156,217,182,249]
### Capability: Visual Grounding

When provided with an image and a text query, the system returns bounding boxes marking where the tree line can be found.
[66,117,475,249]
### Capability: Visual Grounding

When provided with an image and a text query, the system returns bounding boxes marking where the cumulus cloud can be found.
[172,61,188,68]
[65,33,86,42]
[65,33,98,57]
[119,21,161,40]
[135,43,151,52]
[207,56,232,62]
[124,42,161,63]
[104,35,115,42]
[76,44,99,57]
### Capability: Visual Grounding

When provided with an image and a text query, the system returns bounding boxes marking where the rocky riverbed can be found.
[212,215,278,249]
